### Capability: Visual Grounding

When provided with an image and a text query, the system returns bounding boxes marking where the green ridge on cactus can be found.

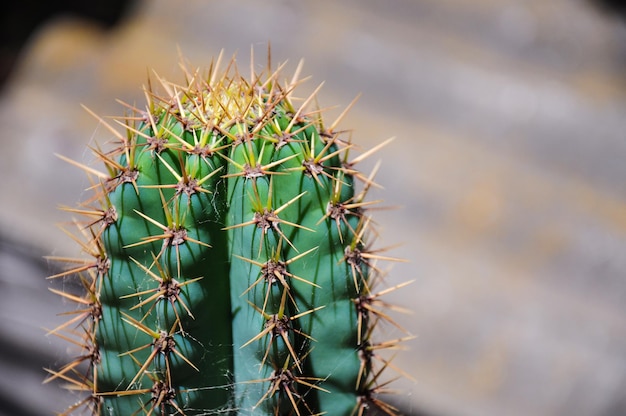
[46,52,409,416]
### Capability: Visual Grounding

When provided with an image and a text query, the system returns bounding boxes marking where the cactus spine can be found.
[46,52,408,415]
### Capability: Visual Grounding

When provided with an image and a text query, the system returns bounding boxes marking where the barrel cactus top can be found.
[46,51,410,415]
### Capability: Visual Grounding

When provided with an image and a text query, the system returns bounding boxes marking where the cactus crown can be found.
[46,51,410,415]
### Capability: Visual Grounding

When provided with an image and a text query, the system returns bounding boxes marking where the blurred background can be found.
[1,0,626,415]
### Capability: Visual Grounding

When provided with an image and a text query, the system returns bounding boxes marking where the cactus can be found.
[46,52,409,415]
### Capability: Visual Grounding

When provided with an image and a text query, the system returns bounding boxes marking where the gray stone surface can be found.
[1,0,626,415]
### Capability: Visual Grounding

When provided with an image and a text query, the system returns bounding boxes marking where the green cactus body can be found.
[47,54,407,416]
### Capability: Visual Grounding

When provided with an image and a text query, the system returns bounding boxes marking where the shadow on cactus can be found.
[45,50,412,415]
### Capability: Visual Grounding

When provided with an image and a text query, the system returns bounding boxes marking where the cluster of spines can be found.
[46,51,411,415]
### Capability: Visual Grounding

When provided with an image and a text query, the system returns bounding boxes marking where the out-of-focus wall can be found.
[1,1,625,415]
